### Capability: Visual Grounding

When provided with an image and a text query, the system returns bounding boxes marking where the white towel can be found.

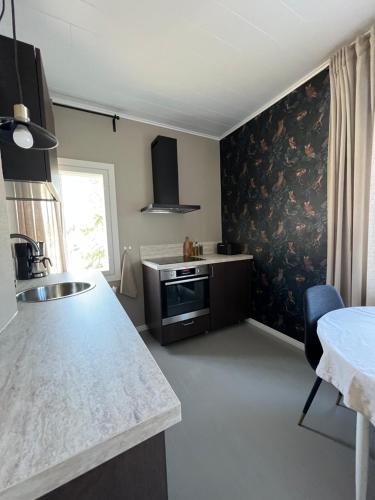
[119,250,137,298]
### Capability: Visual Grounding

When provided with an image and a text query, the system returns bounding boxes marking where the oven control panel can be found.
[160,265,209,282]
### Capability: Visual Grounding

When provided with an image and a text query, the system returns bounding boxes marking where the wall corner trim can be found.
[219,59,329,140]
[245,318,304,351]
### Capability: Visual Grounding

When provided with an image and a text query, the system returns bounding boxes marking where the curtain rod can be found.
[348,26,373,47]
[52,102,120,132]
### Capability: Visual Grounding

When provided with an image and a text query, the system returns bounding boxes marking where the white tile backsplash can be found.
[140,241,218,260]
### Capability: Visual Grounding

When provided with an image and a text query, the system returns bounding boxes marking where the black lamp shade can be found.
[0,116,58,150]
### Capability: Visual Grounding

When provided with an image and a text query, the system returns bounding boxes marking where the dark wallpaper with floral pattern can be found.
[220,69,330,341]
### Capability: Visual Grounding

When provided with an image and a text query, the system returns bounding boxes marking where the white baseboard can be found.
[245,318,304,351]
[136,319,304,350]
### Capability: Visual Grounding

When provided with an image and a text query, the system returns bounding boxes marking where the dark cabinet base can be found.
[142,260,252,346]
[209,261,251,331]
[161,314,210,345]
[39,432,168,500]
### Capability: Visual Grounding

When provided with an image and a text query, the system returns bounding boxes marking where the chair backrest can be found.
[303,284,345,370]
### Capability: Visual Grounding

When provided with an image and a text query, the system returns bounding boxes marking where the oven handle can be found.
[164,276,209,286]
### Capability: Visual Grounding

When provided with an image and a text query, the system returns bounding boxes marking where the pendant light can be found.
[0,0,58,150]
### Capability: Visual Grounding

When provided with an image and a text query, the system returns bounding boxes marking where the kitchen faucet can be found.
[10,233,52,279]
[10,233,40,255]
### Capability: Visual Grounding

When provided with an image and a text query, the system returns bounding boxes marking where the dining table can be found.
[316,306,375,500]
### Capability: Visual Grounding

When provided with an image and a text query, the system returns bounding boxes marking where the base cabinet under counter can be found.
[39,433,167,500]
[209,260,251,331]
[161,314,210,345]
[143,258,252,345]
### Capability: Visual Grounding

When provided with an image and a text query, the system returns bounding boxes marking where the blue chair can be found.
[298,284,345,426]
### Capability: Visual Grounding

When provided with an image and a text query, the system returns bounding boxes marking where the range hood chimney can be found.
[141,136,200,214]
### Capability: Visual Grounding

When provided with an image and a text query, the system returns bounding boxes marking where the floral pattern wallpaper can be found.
[220,69,330,341]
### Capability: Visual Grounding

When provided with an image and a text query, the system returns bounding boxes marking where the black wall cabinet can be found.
[0,34,57,182]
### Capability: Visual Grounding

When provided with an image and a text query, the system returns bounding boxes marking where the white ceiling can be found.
[1,0,374,139]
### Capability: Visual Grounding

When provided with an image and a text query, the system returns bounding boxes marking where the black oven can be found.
[160,265,210,326]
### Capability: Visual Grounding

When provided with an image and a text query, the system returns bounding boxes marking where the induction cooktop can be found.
[147,256,205,265]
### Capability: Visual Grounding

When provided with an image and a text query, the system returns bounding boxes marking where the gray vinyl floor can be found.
[142,323,375,500]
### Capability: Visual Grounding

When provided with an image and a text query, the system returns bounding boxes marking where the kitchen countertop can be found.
[0,271,181,500]
[142,253,253,270]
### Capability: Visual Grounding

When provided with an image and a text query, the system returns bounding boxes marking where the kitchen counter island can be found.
[0,271,181,499]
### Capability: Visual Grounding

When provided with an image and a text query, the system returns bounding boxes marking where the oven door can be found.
[161,275,210,326]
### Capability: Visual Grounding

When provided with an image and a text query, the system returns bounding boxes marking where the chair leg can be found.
[336,391,342,406]
[298,376,322,426]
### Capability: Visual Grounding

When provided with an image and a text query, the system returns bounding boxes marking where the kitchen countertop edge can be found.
[142,253,253,270]
[0,404,181,500]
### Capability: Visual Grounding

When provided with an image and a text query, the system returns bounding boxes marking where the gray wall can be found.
[54,107,221,326]
[0,161,17,332]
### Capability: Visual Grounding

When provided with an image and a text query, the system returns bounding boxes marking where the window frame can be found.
[58,158,121,282]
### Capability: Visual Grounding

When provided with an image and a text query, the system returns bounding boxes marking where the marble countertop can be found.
[0,271,181,500]
[142,253,253,270]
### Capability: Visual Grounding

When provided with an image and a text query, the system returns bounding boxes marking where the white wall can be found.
[54,107,222,326]
[0,160,17,332]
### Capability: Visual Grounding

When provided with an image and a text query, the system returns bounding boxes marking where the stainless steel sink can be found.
[16,281,95,302]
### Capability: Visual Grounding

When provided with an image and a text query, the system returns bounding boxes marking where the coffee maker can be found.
[12,235,52,280]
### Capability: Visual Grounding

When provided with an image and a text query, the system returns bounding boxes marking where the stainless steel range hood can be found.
[5,180,60,202]
[141,203,200,214]
[141,136,200,214]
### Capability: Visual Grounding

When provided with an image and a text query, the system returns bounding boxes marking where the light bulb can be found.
[13,124,33,149]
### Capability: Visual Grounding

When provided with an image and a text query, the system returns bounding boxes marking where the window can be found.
[58,158,121,282]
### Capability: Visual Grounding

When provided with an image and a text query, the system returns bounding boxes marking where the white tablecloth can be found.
[317,307,375,425]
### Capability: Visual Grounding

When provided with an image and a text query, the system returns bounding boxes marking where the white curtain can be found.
[366,125,375,304]
[327,26,375,306]
[14,200,67,273]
